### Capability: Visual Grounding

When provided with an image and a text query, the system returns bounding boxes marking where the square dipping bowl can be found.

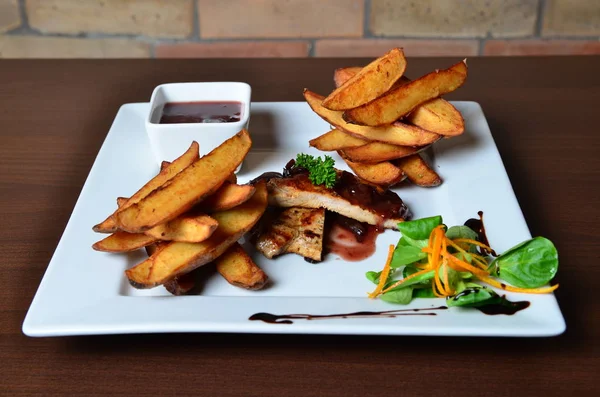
[146,82,251,166]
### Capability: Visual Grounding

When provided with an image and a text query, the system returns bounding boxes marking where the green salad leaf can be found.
[397,215,442,240]
[392,269,435,289]
[491,237,558,288]
[365,271,381,285]
[413,288,436,299]
[397,237,411,247]
[402,266,434,287]
[390,245,427,268]
[446,286,498,308]
[401,235,429,249]
[454,251,473,264]
[381,287,414,304]
[445,225,478,241]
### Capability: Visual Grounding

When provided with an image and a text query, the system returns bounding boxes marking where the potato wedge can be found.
[144,213,218,243]
[178,158,235,183]
[93,141,200,233]
[121,182,249,215]
[309,128,368,151]
[335,67,409,91]
[226,173,237,184]
[160,160,171,171]
[340,154,406,187]
[164,271,196,296]
[341,141,431,163]
[396,154,442,187]
[116,161,171,209]
[334,67,465,136]
[333,66,362,88]
[304,90,440,147]
[125,181,268,289]
[215,243,268,290]
[405,99,465,136]
[119,177,241,212]
[201,182,256,212]
[116,130,252,233]
[145,241,168,257]
[322,48,406,110]
[344,60,468,126]
[92,231,157,253]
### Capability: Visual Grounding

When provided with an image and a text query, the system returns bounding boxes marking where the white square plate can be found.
[23,102,566,337]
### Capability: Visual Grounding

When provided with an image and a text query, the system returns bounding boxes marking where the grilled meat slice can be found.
[256,207,325,262]
[267,171,409,230]
[284,208,325,261]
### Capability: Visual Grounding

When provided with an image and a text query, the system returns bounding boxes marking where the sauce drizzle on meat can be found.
[283,159,410,222]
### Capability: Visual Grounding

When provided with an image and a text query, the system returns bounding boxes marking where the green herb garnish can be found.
[295,153,337,188]
[366,215,559,307]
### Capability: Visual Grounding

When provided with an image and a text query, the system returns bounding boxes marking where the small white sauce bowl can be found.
[146,82,251,166]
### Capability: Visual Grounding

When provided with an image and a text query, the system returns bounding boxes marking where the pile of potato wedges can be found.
[306,48,467,188]
[92,130,269,295]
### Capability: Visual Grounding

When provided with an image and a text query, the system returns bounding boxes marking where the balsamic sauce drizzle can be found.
[475,296,530,315]
[464,211,497,256]
[249,306,448,324]
[449,289,531,315]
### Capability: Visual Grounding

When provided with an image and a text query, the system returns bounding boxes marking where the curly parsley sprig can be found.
[295,154,337,189]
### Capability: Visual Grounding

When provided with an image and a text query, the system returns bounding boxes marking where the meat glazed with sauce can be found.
[253,161,410,262]
[267,162,410,230]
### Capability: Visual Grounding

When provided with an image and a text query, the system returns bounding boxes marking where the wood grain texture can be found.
[0,57,598,396]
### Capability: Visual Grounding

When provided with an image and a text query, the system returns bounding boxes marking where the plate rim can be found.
[22,101,566,337]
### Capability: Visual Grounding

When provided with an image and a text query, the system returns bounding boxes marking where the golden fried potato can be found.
[396,154,442,187]
[322,48,406,110]
[340,154,406,187]
[92,231,157,253]
[341,141,431,163]
[118,177,241,213]
[160,160,171,171]
[93,141,200,233]
[334,67,465,136]
[344,60,468,126]
[406,98,465,136]
[215,243,268,290]
[145,241,168,257]
[144,214,218,243]
[116,197,128,208]
[226,173,237,184]
[164,271,196,296]
[200,182,256,212]
[333,66,362,88]
[116,130,252,233]
[304,90,440,147]
[309,128,368,151]
[116,161,171,208]
[125,181,268,289]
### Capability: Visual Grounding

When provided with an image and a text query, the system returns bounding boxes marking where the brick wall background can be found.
[0,0,598,58]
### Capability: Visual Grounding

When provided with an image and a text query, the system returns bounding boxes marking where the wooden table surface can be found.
[0,57,598,396]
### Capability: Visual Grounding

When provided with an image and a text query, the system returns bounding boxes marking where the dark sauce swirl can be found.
[464,211,497,256]
[450,289,530,315]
